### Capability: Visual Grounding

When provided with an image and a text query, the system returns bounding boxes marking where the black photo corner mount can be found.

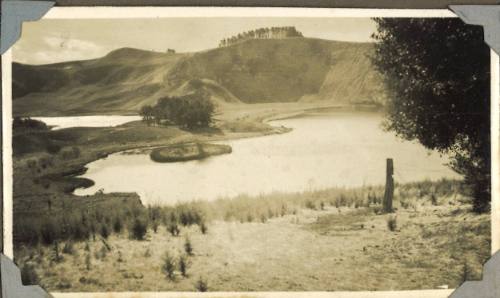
[0,1,499,298]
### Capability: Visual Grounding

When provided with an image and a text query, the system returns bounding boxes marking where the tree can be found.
[141,91,215,130]
[13,117,49,132]
[139,105,154,125]
[371,18,490,212]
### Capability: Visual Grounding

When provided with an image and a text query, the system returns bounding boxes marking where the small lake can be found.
[74,112,460,205]
[33,115,142,130]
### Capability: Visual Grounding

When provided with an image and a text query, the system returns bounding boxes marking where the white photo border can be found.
[2,7,498,298]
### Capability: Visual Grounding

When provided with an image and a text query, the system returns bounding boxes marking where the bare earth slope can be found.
[13,39,386,116]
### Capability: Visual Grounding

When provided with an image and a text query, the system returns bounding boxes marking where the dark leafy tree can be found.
[141,91,215,129]
[371,18,490,212]
[13,117,49,132]
[139,105,154,126]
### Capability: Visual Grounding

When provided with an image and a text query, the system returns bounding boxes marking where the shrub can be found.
[195,276,208,292]
[152,220,159,233]
[62,241,75,255]
[100,224,110,239]
[260,214,267,223]
[85,253,91,270]
[431,194,438,206]
[168,223,180,236]
[40,219,58,245]
[162,253,176,280]
[56,278,72,290]
[13,117,48,131]
[20,264,39,285]
[46,143,61,154]
[117,251,124,263]
[60,146,81,160]
[52,241,63,263]
[98,245,108,259]
[462,261,471,282]
[113,217,123,233]
[280,204,287,216]
[179,255,189,277]
[184,237,193,255]
[130,218,147,240]
[305,201,316,210]
[387,216,397,232]
[200,222,208,234]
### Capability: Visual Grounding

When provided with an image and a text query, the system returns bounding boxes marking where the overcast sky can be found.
[13,18,377,65]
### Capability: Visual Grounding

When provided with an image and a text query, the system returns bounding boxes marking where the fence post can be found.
[383,158,394,213]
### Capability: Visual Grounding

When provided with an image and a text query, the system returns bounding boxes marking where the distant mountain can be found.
[13,38,387,116]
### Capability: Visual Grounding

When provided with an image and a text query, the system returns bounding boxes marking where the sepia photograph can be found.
[7,13,492,292]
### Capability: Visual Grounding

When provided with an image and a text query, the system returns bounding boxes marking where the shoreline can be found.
[12,103,385,246]
[13,104,307,218]
[65,105,315,196]
[65,106,387,204]
[69,122,292,196]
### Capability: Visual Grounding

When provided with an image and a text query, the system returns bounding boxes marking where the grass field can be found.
[15,180,490,291]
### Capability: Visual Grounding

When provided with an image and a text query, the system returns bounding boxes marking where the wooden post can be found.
[383,158,394,213]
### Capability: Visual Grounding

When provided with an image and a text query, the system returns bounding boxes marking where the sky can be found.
[13,18,377,65]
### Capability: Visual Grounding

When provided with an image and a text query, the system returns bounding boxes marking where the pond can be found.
[74,112,460,205]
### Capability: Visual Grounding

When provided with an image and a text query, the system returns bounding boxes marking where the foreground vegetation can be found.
[15,173,462,247]
[15,179,490,291]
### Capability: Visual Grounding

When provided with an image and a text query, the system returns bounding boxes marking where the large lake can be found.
[33,115,142,130]
[74,112,460,205]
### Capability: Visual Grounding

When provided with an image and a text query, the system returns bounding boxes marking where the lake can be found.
[74,112,460,205]
[33,115,142,130]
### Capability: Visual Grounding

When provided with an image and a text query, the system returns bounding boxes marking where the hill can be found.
[13,39,387,116]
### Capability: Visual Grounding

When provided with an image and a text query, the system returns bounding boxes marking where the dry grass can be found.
[14,180,490,292]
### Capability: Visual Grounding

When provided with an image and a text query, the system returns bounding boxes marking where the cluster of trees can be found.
[140,91,215,129]
[371,18,490,212]
[13,117,49,132]
[219,26,303,47]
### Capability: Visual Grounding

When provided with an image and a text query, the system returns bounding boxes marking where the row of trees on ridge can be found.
[219,26,303,47]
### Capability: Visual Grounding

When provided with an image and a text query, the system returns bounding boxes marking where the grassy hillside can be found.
[13,39,386,116]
